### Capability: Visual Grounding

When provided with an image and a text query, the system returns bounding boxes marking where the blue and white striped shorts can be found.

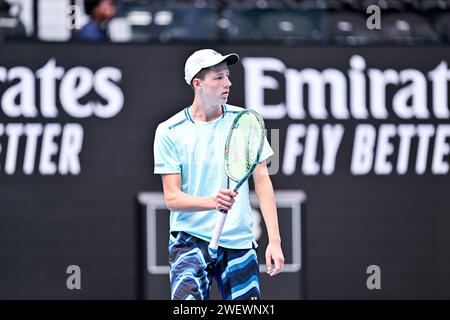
[168,231,261,300]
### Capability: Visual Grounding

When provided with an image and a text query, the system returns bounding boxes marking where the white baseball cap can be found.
[184,49,239,85]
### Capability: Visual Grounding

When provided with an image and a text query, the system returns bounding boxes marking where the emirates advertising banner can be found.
[0,43,449,299]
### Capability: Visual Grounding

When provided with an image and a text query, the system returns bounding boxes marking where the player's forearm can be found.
[165,190,215,212]
[255,178,282,244]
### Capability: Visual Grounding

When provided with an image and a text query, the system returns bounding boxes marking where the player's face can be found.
[96,0,116,20]
[200,63,232,105]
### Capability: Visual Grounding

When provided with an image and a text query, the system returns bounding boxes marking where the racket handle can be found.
[209,211,227,250]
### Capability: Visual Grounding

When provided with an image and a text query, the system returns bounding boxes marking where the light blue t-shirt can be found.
[153,104,273,249]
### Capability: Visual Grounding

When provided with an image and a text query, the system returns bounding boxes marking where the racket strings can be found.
[226,113,263,181]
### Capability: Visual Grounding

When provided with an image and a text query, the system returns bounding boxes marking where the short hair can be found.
[84,0,115,15]
[0,0,11,13]
[84,0,100,15]
[190,68,209,89]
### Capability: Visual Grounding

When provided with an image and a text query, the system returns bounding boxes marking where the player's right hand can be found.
[214,189,238,212]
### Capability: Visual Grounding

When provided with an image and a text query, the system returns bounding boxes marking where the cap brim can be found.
[222,53,239,66]
[205,53,239,69]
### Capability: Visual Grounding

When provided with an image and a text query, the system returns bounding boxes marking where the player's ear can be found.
[192,78,202,90]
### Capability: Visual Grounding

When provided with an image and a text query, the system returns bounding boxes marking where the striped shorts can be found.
[168,231,261,300]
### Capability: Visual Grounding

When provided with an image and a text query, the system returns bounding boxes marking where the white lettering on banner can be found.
[397,125,416,175]
[36,59,64,118]
[4,123,22,174]
[1,67,37,118]
[285,68,306,119]
[282,124,344,175]
[323,124,345,175]
[350,124,450,175]
[242,55,450,120]
[393,69,428,119]
[351,124,376,175]
[298,69,327,119]
[242,57,286,118]
[283,124,305,175]
[59,124,83,175]
[0,58,124,176]
[93,67,124,118]
[368,68,395,119]
[23,124,43,174]
[433,125,450,174]
[0,123,84,175]
[39,124,62,175]
[416,125,435,174]
[349,55,369,119]
[243,55,450,175]
[374,124,396,175]
[60,67,96,118]
[302,124,320,175]
[0,59,124,119]
[286,68,348,119]
[428,61,450,119]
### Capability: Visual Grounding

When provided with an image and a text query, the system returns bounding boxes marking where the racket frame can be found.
[209,109,265,252]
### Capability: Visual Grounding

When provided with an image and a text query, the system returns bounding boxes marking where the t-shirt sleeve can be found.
[153,124,181,174]
[258,135,274,163]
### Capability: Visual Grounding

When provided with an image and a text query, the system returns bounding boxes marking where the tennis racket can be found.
[209,109,265,253]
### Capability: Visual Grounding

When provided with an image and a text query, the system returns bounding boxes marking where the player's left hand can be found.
[265,242,284,277]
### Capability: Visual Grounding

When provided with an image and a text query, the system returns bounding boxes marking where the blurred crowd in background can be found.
[0,0,450,44]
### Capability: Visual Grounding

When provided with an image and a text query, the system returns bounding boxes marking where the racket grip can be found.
[209,211,227,250]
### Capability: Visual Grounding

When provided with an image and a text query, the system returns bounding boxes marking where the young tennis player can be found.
[153,49,284,300]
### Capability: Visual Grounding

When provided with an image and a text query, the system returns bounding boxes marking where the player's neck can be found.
[189,99,223,122]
